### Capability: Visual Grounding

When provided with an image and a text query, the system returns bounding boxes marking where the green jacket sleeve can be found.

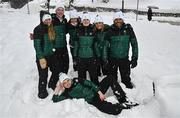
[128,25,138,60]
[103,32,110,61]
[52,93,67,103]
[102,40,109,61]
[94,35,101,58]
[33,26,44,59]
[73,40,78,57]
[83,80,100,92]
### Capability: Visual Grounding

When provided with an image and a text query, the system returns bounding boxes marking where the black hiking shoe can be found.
[125,82,134,89]
[38,90,48,99]
[124,100,139,108]
[118,103,131,109]
[117,96,127,104]
[48,81,56,90]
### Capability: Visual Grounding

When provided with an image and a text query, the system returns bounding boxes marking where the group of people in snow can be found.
[32,4,139,115]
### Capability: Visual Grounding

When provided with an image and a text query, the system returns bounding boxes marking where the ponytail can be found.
[48,24,56,41]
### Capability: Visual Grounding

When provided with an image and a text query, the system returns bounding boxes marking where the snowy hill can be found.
[0,1,180,118]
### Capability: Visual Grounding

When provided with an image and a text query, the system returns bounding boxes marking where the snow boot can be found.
[48,78,58,90]
[123,99,139,108]
[124,82,134,89]
[118,103,131,109]
[38,90,48,99]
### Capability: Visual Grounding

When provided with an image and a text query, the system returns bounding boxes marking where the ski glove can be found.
[130,58,137,68]
[39,58,47,69]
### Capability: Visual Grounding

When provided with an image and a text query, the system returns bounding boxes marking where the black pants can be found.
[36,54,59,92]
[97,59,108,76]
[54,47,69,74]
[78,58,99,86]
[108,58,131,87]
[91,75,126,115]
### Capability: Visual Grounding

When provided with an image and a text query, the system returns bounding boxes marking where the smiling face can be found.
[82,19,90,26]
[70,18,78,26]
[114,18,123,28]
[95,22,104,30]
[56,7,64,18]
[62,79,72,88]
[43,18,52,26]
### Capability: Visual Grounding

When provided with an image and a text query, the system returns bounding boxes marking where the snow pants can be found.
[36,54,59,94]
[54,47,69,74]
[77,58,99,86]
[91,75,126,115]
[97,58,108,76]
[108,58,132,88]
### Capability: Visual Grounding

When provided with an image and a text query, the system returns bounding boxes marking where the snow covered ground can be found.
[0,1,180,118]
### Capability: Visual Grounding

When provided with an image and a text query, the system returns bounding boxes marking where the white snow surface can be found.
[0,1,180,118]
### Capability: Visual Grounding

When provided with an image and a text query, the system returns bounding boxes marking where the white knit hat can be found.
[82,13,90,21]
[42,14,52,22]
[56,4,65,10]
[94,15,103,23]
[69,10,78,19]
[59,73,70,83]
[113,11,124,21]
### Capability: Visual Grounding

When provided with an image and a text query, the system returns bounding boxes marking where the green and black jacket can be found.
[33,24,55,59]
[104,23,138,60]
[51,14,68,49]
[67,22,79,48]
[52,78,100,103]
[94,24,110,60]
[73,24,96,58]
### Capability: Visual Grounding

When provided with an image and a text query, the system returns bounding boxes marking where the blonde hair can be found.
[48,24,56,41]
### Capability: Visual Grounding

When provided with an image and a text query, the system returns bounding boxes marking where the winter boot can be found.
[123,99,139,108]
[48,80,56,90]
[117,96,127,103]
[124,82,134,89]
[117,103,131,109]
[38,90,48,99]
[38,78,48,99]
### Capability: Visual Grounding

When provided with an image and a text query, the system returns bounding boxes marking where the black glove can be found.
[73,57,79,71]
[130,58,137,68]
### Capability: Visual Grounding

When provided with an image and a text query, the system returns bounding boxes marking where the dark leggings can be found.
[54,47,69,74]
[91,96,122,115]
[78,58,99,86]
[36,54,59,92]
[109,58,131,86]
[90,75,126,115]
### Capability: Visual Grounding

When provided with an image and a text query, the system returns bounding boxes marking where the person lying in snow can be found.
[52,73,138,115]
